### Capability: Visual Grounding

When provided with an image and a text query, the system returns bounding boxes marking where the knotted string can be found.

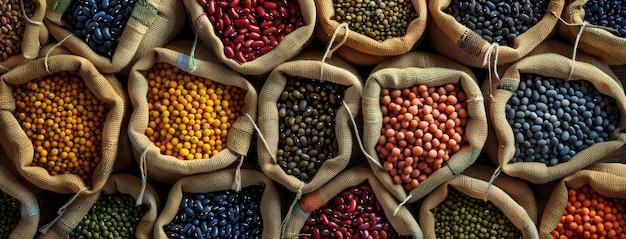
[39,187,89,234]
[482,42,500,102]
[342,100,383,168]
[466,96,484,103]
[20,0,42,25]
[320,23,349,81]
[393,194,412,216]
[550,11,617,80]
[231,155,245,192]
[45,34,73,74]
[136,147,148,206]
[483,166,501,202]
[245,113,277,164]
[281,182,304,238]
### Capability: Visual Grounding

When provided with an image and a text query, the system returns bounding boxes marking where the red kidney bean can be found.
[300,183,409,239]
[199,0,303,63]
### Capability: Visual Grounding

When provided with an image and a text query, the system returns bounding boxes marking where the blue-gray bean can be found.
[584,0,626,37]
[506,73,620,166]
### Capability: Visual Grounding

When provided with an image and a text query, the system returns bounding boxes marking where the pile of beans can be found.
[332,0,419,42]
[144,63,246,160]
[432,187,522,239]
[446,0,549,46]
[197,0,304,63]
[70,192,148,239]
[276,75,346,182]
[377,84,468,191]
[13,72,108,184]
[163,185,264,238]
[0,190,20,238]
[583,0,626,37]
[0,0,34,61]
[505,73,620,166]
[551,185,626,239]
[300,183,408,239]
[63,0,138,58]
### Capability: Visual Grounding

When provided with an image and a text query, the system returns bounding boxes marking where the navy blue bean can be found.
[584,0,626,37]
[164,185,265,239]
[62,0,139,58]
[505,73,620,166]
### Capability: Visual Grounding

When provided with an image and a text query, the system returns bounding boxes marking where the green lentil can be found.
[431,187,521,239]
[0,190,20,239]
[332,0,418,42]
[70,192,148,239]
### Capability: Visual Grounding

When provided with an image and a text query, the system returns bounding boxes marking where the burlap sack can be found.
[428,0,564,68]
[153,168,283,239]
[0,164,40,239]
[485,52,626,184]
[39,173,160,239]
[44,0,185,74]
[362,52,487,203]
[257,50,362,194]
[315,0,427,66]
[35,43,135,173]
[183,0,315,76]
[0,54,125,195]
[282,166,422,239]
[420,165,539,239]
[538,165,626,239]
[559,0,626,65]
[128,40,257,184]
[0,0,48,74]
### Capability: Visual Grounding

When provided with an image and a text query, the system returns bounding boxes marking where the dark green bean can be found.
[0,190,20,238]
[432,187,521,239]
[70,192,147,239]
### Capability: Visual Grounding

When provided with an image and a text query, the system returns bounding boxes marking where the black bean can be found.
[506,73,620,166]
[447,0,549,46]
[62,0,139,58]
[583,0,626,37]
[164,186,264,239]
[276,75,346,182]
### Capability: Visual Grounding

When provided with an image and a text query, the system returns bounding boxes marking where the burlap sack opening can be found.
[44,0,186,74]
[485,53,626,184]
[0,54,125,195]
[153,168,283,239]
[40,173,160,239]
[314,0,427,66]
[183,0,315,76]
[538,166,626,239]
[0,164,40,239]
[257,50,362,194]
[128,40,258,184]
[0,0,48,74]
[559,0,626,65]
[362,52,487,203]
[428,0,564,68]
[282,166,422,239]
[419,165,539,239]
